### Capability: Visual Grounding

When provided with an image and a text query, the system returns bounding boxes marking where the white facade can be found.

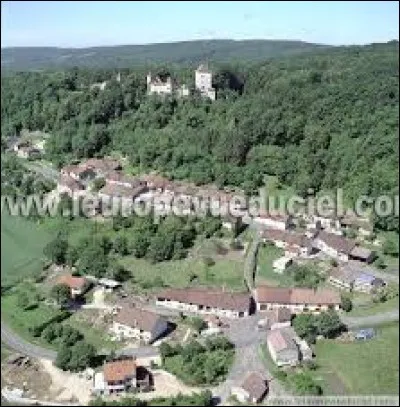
[314,239,349,262]
[328,275,352,291]
[231,387,253,404]
[93,373,136,396]
[254,217,289,230]
[195,66,216,100]
[256,301,340,314]
[155,298,248,318]
[109,322,151,342]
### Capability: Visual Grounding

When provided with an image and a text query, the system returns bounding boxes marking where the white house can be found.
[313,231,356,262]
[110,306,170,344]
[267,327,300,367]
[93,358,152,396]
[156,288,251,318]
[56,274,89,298]
[254,212,293,231]
[254,286,341,314]
[195,64,216,100]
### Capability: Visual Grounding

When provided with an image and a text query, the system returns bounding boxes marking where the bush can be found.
[374,256,387,269]
[340,294,352,312]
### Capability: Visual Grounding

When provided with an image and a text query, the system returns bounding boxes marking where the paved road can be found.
[117,346,160,358]
[1,321,57,361]
[212,315,288,404]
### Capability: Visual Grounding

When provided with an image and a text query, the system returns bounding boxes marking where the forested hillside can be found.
[1,42,398,230]
[1,39,328,71]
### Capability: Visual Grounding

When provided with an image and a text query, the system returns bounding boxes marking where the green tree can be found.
[340,294,353,312]
[43,234,69,265]
[50,284,72,308]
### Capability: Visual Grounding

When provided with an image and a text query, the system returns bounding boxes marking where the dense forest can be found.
[1,39,328,71]
[1,41,399,231]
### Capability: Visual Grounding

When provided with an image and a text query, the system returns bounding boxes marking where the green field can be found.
[1,288,117,351]
[1,290,62,348]
[347,296,399,317]
[1,211,53,285]
[120,255,246,293]
[255,244,293,286]
[314,322,399,395]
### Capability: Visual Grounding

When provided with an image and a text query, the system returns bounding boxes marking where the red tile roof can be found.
[157,288,250,312]
[57,274,87,290]
[255,286,340,306]
[103,359,136,383]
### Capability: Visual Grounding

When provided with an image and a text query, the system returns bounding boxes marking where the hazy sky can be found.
[1,1,399,48]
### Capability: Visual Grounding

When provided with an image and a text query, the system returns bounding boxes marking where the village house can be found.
[258,307,292,331]
[313,230,356,262]
[56,175,85,197]
[305,207,342,233]
[328,262,385,293]
[97,278,122,292]
[105,171,147,189]
[260,229,313,257]
[348,246,376,264]
[267,326,313,367]
[56,274,89,298]
[98,183,147,207]
[93,358,152,396]
[147,73,174,95]
[60,164,97,184]
[195,63,216,100]
[84,157,122,176]
[110,306,170,344]
[16,145,41,159]
[339,211,374,237]
[266,327,300,367]
[155,288,252,318]
[231,372,269,404]
[254,286,341,314]
[140,174,172,192]
[254,212,294,231]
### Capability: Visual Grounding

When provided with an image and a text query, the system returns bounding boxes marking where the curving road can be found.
[1,321,57,360]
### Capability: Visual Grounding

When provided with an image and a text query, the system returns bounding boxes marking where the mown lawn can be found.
[1,211,53,285]
[255,243,292,286]
[120,255,246,293]
[314,322,399,395]
[347,296,399,317]
[1,290,62,348]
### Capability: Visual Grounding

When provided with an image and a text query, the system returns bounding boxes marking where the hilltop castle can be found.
[146,63,215,100]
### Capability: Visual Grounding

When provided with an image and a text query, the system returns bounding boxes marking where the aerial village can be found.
[3,64,397,406]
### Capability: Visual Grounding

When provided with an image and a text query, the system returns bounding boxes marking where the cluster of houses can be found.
[147,63,216,100]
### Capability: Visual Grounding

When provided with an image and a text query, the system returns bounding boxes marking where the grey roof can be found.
[349,246,375,260]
